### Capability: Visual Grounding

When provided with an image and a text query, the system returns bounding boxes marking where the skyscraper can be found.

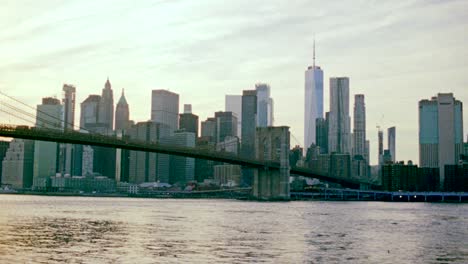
[151,90,179,133]
[304,40,324,150]
[179,104,199,136]
[378,129,384,165]
[127,121,170,183]
[225,95,242,137]
[62,84,76,131]
[115,89,130,131]
[241,90,257,185]
[353,95,366,161]
[60,84,76,175]
[388,126,396,163]
[158,130,196,184]
[419,93,464,186]
[33,97,63,180]
[315,113,329,154]
[98,78,114,131]
[201,117,217,143]
[80,93,115,179]
[215,111,237,143]
[255,83,274,127]
[2,139,34,189]
[80,95,101,128]
[328,77,351,154]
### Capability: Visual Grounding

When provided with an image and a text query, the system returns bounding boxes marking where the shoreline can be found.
[1,191,466,203]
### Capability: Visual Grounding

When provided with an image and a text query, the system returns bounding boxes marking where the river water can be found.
[0,195,467,263]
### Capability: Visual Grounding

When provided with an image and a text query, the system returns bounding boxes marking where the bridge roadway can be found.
[0,125,365,188]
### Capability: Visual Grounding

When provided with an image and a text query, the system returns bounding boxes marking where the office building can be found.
[2,139,34,189]
[419,93,464,186]
[115,89,130,131]
[353,95,366,161]
[382,161,419,191]
[328,77,351,154]
[225,95,242,137]
[98,78,114,131]
[179,104,199,136]
[304,41,324,150]
[59,84,76,176]
[315,112,329,154]
[388,126,396,163]
[215,111,237,143]
[216,136,239,154]
[201,117,217,143]
[158,131,196,184]
[151,90,179,133]
[255,83,274,127]
[214,165,241,186]
[378,129,384,165]
[34,97,63,180]
[127,122,170,183]
[444,164,468,192]
[241,90,257,185]
[0,141,10,185]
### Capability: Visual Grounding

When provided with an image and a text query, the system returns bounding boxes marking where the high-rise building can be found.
[225,95,242,137]
[2,139,34,189]
[201,117,217,143]
[151,90,179,134]
[304,40,324,150]
[98,78,114,131]
[115,89,130,131]
[353,95,366,161]
[388,126,396,163]
[179,104,199,136]
[127,122,170,183]
[419,93,464,187]
[365,140,370,165]
[241,90,257,186]
[0,141,11,185]
[62,84,76,131]
[158,131,196,184]
[33,97,63,180]
[378,129,384,165]
[80,94,115,179]
[80,95,101,128]
[60,84,76,176]
[215,111,237,143]
[255,83,274,127]
[328,77,351,154]
[464,135,468,156]
[315,113,329,154]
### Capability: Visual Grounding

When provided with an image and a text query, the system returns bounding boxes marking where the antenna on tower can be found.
[313,34,316,68]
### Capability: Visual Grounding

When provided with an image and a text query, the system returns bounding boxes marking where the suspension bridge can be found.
[0,91,374,199]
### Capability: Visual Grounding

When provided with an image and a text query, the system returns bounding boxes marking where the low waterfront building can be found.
[213,164,241,186]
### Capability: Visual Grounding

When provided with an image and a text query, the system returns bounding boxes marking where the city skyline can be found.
[0,1,467,165]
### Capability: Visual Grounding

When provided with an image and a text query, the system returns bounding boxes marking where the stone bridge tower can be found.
[253,126,290,200]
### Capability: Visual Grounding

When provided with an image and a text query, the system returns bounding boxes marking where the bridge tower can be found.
[253,126,290,200]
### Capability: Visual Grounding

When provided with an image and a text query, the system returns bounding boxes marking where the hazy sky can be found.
[0,0,467,165]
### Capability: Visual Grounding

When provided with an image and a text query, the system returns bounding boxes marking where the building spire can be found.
[313,35,316,68]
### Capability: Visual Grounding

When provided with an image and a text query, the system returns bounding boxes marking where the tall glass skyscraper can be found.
[151,89,179,134]
[34,97,63,180]
[387,127,396,163]
[328,77,351,154]
[353,94,366,161]
[419,93,464,187]
[255,83,274,127]
[304,42,323,150]
[241,90,257,186]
